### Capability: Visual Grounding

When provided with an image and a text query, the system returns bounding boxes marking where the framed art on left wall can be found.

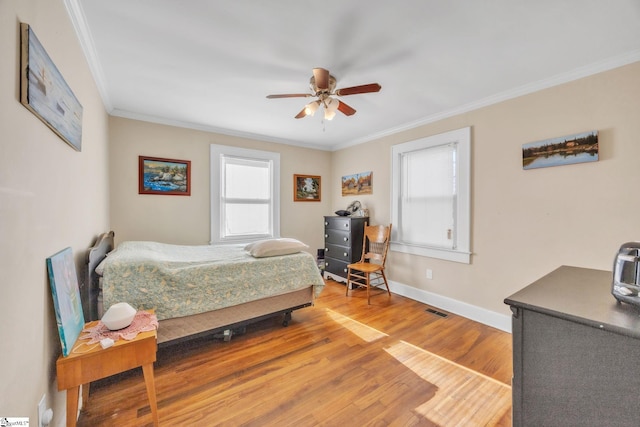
[20,23,83,151]
[139,156,191,196]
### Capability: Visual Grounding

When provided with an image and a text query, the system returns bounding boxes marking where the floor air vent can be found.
[425,308,449,318]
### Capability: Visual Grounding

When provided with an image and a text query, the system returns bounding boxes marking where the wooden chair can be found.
[346,223,392,304]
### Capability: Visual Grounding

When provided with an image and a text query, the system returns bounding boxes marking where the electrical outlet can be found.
[38,394,46,427]
[426,269,433,279]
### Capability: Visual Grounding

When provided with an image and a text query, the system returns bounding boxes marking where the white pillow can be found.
[94,249,117,276]
[245,238,309,258]
[95,258,107,276]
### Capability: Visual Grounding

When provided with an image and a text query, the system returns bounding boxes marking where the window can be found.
[210,144,280,244]
[390,127,471,263]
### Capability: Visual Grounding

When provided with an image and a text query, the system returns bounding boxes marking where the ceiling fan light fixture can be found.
[304,101,319,116]
[324,109,336,120]
[325,97,339,113]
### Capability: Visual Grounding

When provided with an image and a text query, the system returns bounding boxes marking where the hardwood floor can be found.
[77,280,513,426]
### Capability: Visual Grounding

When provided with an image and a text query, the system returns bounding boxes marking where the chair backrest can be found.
[360,224,392,266]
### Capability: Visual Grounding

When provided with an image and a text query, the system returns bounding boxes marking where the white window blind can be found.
[399,143,457,249]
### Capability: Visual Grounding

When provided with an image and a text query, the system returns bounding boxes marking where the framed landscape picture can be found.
[294,174,321,201]
[20,23,83,151]
[47,247,85,357]
[342,171,373,196]
[522,130,599,170]
[139,156,191,195]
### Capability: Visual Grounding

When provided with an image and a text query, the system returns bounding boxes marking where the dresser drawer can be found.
[324,258,350,277]
[324,216,352,231]
[325,243,353,262]
[324,229,352,245]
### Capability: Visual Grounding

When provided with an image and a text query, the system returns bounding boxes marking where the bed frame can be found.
[85,231,314,346]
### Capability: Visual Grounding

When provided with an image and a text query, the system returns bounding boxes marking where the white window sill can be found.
[391,242,471,264]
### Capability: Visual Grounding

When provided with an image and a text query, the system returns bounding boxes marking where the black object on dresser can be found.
[323,216,368,282]
[504,266,640,427]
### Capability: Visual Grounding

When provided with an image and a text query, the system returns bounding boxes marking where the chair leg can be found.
[381,270,391,297]
[346,267,351,296]
[366,272,371,305]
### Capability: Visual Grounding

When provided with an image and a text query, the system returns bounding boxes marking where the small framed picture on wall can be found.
[139,156,191,196]
[294,174,321,202]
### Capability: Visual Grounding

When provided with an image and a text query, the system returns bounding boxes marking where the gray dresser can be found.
[323,216,367,282]
[504,266,640,426]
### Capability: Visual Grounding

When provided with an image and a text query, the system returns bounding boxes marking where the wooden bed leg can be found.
[283,311,292,327]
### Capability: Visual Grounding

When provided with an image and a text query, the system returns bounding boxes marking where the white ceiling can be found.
[66,0,640,151]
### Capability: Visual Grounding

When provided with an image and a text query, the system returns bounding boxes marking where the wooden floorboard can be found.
[77,280,512,426]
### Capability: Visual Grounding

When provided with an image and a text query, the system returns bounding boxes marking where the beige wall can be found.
[108,116,332,253]
[0,0,109,424]
[332,62,640,319]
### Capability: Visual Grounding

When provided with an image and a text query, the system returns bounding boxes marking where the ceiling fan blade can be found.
[266,93,311,99]
[337,101,356,116]
[335,83,381,96]
[313,68,330,91]
[294,100,321,119]
[294,107,308,119]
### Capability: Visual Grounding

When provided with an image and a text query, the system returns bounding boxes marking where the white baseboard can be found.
[388,280,512,333]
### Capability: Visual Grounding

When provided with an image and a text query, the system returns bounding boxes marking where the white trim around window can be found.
[210,144,280,245]
[390,127,471,263]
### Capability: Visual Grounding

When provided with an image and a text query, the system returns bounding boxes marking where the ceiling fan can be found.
[266,68,381,120]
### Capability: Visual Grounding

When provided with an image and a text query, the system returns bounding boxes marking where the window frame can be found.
[390,127,471,263]
[210,144,280,245]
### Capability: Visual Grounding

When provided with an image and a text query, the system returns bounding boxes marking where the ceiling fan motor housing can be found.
[310,74,337,97]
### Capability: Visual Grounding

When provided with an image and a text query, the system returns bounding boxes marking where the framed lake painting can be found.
[47,247,85,357]
[139,156,191,195]
[294,174,321,201]
[523,130,598,170]
[20,23,83,151]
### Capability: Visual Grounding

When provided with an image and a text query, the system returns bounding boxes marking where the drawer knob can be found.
[343,268,348,273]
[325,248,329,252]
[325,221,328,226]
[325,234,328,238]
[344,223,349,227]
[343,252,348,257]
[343,237,348,242]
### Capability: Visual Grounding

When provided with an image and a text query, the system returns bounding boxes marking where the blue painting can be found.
[523,130,598,170]
[139,156,191,195]
[47,247,85,356]
[20,23,83,151]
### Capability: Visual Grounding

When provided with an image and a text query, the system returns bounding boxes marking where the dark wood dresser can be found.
[323,216,368,282]
[504,266,640,426]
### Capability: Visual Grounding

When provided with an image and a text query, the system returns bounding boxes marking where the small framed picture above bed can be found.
[139,156,191,196]
[294,174,321,202]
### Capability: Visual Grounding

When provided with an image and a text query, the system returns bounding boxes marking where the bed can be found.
[84,231,325,345]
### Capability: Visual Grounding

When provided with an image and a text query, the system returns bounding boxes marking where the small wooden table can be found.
[56,316,159,427]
